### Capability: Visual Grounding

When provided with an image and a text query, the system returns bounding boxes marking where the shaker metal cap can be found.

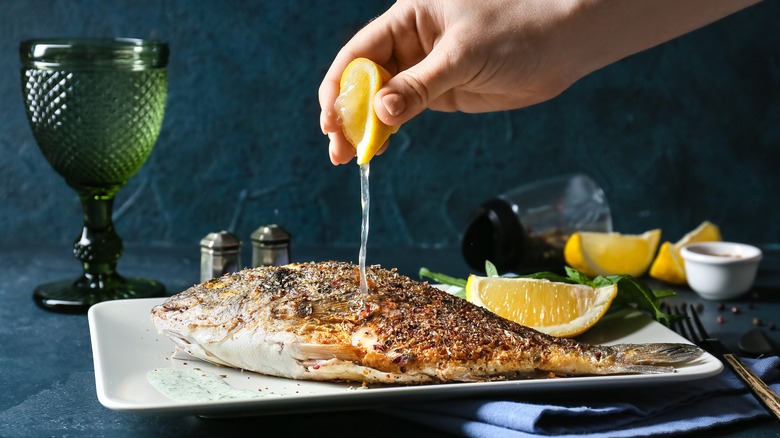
[200,231,241,252]
[251,224,290,244]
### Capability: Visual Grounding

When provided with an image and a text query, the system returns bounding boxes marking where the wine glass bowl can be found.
[20,38,168,312]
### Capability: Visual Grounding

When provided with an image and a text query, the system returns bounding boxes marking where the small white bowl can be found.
[680,241,763,300]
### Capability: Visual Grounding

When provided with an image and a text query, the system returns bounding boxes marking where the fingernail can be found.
[381,93,406,117]
[327,134,341,166]
[328,140,339,165]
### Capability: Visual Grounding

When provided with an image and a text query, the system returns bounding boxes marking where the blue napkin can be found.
[384,356,780,437]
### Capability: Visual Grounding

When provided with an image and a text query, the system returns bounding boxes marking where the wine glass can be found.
[20,38,169,313]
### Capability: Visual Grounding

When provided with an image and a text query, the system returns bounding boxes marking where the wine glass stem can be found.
[74,192,123,287]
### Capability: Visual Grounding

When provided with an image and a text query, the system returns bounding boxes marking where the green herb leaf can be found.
[516,271,578,284]
[565,266,592,285]
[485,261,499,278]
[418,267,467,288]
[607,275,678,326]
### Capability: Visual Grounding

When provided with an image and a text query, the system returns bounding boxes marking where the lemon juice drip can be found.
[359,163,370,294]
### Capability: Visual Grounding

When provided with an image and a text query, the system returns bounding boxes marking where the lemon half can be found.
[334,58,398,165]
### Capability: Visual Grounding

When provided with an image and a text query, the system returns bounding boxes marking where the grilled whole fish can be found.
[151,261,702,384]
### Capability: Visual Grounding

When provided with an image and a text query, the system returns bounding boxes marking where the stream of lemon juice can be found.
[358,163,370,294]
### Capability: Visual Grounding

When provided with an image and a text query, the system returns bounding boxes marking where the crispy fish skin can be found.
[151,261,702,384]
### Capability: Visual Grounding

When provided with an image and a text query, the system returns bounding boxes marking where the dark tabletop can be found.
[1,244,779,437]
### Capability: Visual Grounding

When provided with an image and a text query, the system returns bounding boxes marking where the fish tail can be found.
[606,343,703,374]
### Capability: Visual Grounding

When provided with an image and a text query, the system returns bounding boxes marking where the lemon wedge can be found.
[465,275,618,338]
[648,242,687,285]
[334,58,398,165]
[563,229,661,277]
[649,221,722,285]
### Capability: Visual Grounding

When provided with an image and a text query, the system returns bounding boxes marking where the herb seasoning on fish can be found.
[151,262,703,385]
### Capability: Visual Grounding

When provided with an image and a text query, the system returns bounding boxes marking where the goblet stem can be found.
[32,189,166,313]
[74,191,123,289]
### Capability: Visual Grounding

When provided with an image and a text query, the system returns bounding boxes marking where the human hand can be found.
[319,0,760,165]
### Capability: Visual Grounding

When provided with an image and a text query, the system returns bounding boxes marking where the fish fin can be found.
[611,343,704,365]
[289,343,365,361]
[610,364,677,374]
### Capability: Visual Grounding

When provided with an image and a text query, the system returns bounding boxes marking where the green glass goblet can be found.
[20,38,169,313]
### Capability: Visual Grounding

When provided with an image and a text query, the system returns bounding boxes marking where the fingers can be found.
[373,36,464,126]
[375,139,390,156]
[328,132,356,165]
[318,10,397,138]
[318,55,349,137]
[327,130,389,165]
[320,2,460,165]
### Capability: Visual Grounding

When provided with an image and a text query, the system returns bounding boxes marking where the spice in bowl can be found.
[680,241,763,300]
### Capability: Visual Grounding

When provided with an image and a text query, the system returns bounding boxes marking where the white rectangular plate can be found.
[88,297,722,416]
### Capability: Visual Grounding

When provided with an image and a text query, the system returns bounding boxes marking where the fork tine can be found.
[662,303,678,328]
[679,304,702,344]
[664,304,699,346]
[687,304,711,341]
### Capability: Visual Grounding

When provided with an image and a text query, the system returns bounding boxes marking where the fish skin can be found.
[151,261,703,384]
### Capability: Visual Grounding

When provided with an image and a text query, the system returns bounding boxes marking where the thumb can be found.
[374,41,464,126]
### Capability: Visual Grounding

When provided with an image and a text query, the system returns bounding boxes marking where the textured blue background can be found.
[0,1,778,255]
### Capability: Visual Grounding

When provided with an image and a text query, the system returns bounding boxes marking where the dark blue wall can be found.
[1,1,778,252]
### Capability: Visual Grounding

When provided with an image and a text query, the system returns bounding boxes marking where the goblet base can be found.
[33,276,166,313]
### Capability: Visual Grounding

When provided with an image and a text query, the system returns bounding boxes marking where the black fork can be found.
[668,304,726,355]
[667,303,780,423]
